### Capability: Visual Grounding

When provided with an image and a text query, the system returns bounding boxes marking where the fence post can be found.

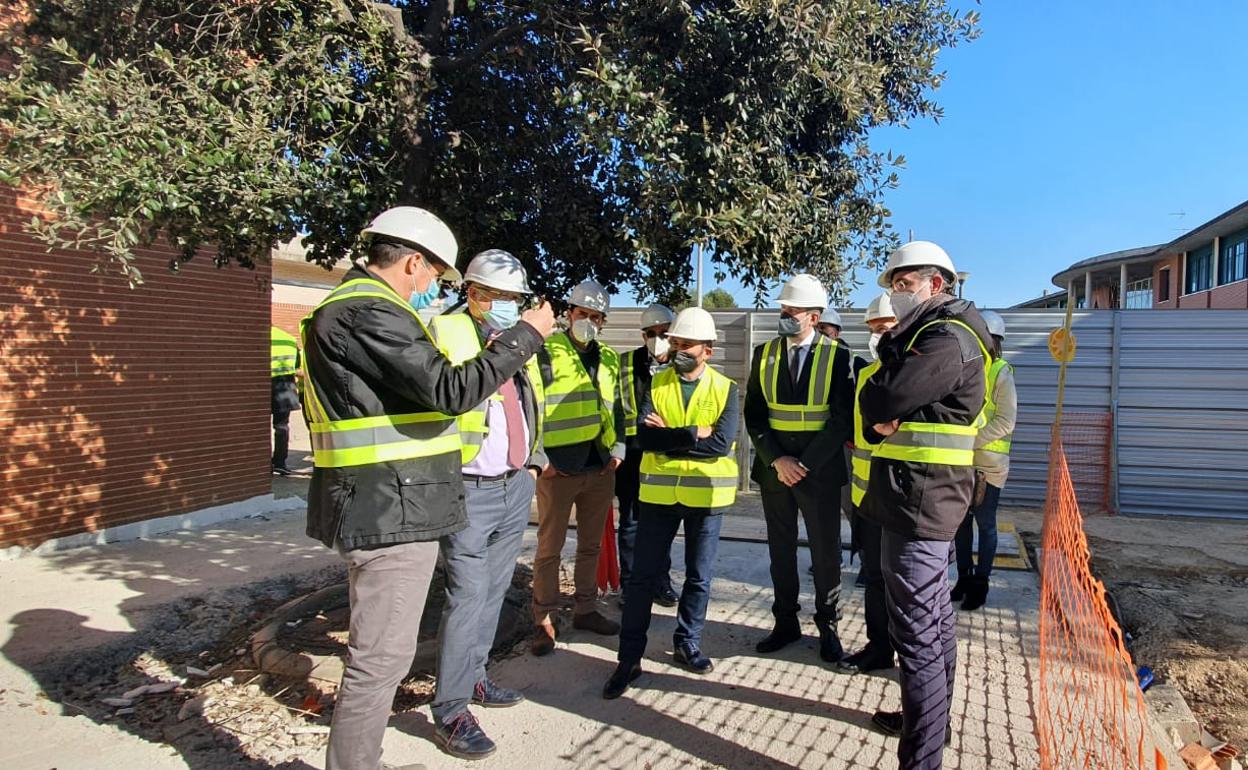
[1110,310,1122,514]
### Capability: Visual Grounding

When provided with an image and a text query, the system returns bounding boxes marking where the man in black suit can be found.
[744,274,854,663]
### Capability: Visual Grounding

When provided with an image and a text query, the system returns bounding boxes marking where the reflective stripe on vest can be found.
[299,278,459,468]
[872,319,990,467]
[638,367,738,508]
[757,336,836,432]
[976,357,1014,462]
[542,332,619,449]
[271,327,299,377]
[850,360,882,507]
[430,313,496,464]
[619,350,639,437]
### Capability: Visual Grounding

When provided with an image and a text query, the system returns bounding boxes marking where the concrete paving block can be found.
[1147,683,1202,749]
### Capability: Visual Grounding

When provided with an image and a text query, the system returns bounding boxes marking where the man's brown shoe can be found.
[572,610,620,636]
[531,619,557,656]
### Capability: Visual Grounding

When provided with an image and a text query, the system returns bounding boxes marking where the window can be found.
[1125,278,1152,309]
[1185,245,1213,294]
[1220,229,1248,285]
[1158,267,1171,302]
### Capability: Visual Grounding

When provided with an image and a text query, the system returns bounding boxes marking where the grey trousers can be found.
[326,539,439,770]
[880,530,957,770]
[431,470,535,725]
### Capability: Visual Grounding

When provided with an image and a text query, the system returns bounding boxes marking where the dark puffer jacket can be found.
[858,295,992,541]
[303,266,544,550]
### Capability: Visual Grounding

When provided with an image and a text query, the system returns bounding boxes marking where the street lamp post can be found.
[956,271,970,299]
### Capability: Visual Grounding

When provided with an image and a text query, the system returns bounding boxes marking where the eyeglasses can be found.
[643,330,668,340]
[472,286,527,304]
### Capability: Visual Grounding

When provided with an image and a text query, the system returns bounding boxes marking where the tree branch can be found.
[430,22,535,73]
[422,0,454,53]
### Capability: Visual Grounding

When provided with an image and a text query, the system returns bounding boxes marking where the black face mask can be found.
[672,351,700,374]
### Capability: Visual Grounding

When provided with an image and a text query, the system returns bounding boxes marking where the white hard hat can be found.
[361,206,462,282]
[778,273,828,310]
[981,309,1006,338]
[865,293,896,323]
[569,279,610,313]
[820,309,843,328]
[639,303,676,329]
[462,249,532,294]
[668,307,717,341]
[877,240,956,289]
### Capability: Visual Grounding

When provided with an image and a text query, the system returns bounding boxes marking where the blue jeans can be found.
[618,502,724,663]
[954,480,1002,578]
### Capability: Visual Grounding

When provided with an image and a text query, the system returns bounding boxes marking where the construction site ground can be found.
[2,473,1043,769]
[1011,508,1248,753]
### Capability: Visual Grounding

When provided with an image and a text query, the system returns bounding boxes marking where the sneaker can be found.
[602,661,642,699]
[754,620,802,654]
[654,586,679,608]
[472,678,523,708]
[434,711,497,760]
[271,464,292,476]
[835,647,896,675]
[673,643,714,674]
[871,711,951,745]
[572,610,620,636]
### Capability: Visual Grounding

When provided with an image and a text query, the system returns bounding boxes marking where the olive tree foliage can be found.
[0,0,977,297]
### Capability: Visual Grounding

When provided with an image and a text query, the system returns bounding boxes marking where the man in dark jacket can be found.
[858,241,992,770]
[744,273,854,663]
[302,206,554,770]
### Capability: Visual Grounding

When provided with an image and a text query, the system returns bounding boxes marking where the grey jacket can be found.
[303,267,545,550]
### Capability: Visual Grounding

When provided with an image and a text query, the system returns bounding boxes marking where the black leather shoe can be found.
[471,678,524,708]
[871,711,952,745]
[654,586,679,608]
[950,576,969,602]
[960,576,990,611]
[434,711,497,760]
[836,647,896,675]
[271,464,292,476]
[754,621,802,654]
[818,631,844,664]
[603,661,642,699]
[673,643,714,674]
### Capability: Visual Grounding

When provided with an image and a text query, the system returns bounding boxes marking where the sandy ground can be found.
[1012,508,1248,752]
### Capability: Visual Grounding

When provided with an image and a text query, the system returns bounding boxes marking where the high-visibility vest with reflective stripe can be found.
[430,312,544,464]
[619,349,641,438]
[975,358,1015,464]
[271,326,299,378]
[299,278,460,468]
[850,360,882,507]
[872,319,990,467]
[638,367,738,508]
[542,332,619,449]
[757,336,837,432]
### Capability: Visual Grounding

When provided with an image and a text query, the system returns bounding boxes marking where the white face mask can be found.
[868,333,882,361]
[570,318,599,344]
[646,336,670,359]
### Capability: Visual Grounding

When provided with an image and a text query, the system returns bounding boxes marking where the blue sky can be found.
[653,1,1248,309]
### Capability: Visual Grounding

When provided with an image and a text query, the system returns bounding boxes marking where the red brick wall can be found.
[0,187,272,547]
[1152,254,1180,309]
[272,303,314,339]
[1209,279,1248,309]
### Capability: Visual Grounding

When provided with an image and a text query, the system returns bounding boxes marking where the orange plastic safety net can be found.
[1055,411,1114,514]
[1037,425,1166,770]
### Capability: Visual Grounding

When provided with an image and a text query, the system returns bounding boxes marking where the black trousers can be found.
[271,377,298,467]
[855,511,894,656]
[759,471,842,629]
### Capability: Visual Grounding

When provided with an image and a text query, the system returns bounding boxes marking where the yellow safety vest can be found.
[757,335,837,432]
[976,357,1015,462]
[299,278,460,468]
[430,312,544,464]
[270,326,299,378]
[542,332,619,449]
[638,367,738,508]
[872,319,990,467]
[619,349,641,438]
[850,360,882,507]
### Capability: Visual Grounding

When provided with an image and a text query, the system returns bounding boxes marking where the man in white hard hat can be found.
[426,250,547,759]
[858,240,992,770]
[838,293,900,676]
[951,309,1016,612]
[744,273,854,664]
[616,303,680,609]
[603,307,740,699]
[302,207,555,770]
[530,279,625,654]
[815,308,845,342]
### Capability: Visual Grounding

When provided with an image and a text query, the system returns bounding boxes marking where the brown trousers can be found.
[532,468,616,620]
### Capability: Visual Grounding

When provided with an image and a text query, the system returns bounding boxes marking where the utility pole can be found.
[695,242,704,308]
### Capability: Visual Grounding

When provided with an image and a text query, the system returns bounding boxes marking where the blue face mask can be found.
[409,282,440,310]
[483,300,520,331]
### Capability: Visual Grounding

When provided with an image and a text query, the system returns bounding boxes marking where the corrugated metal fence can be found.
[600,307,1248,519]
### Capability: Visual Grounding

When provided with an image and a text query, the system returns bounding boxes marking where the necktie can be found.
[790,345,805,385]
[499,377,528,470]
